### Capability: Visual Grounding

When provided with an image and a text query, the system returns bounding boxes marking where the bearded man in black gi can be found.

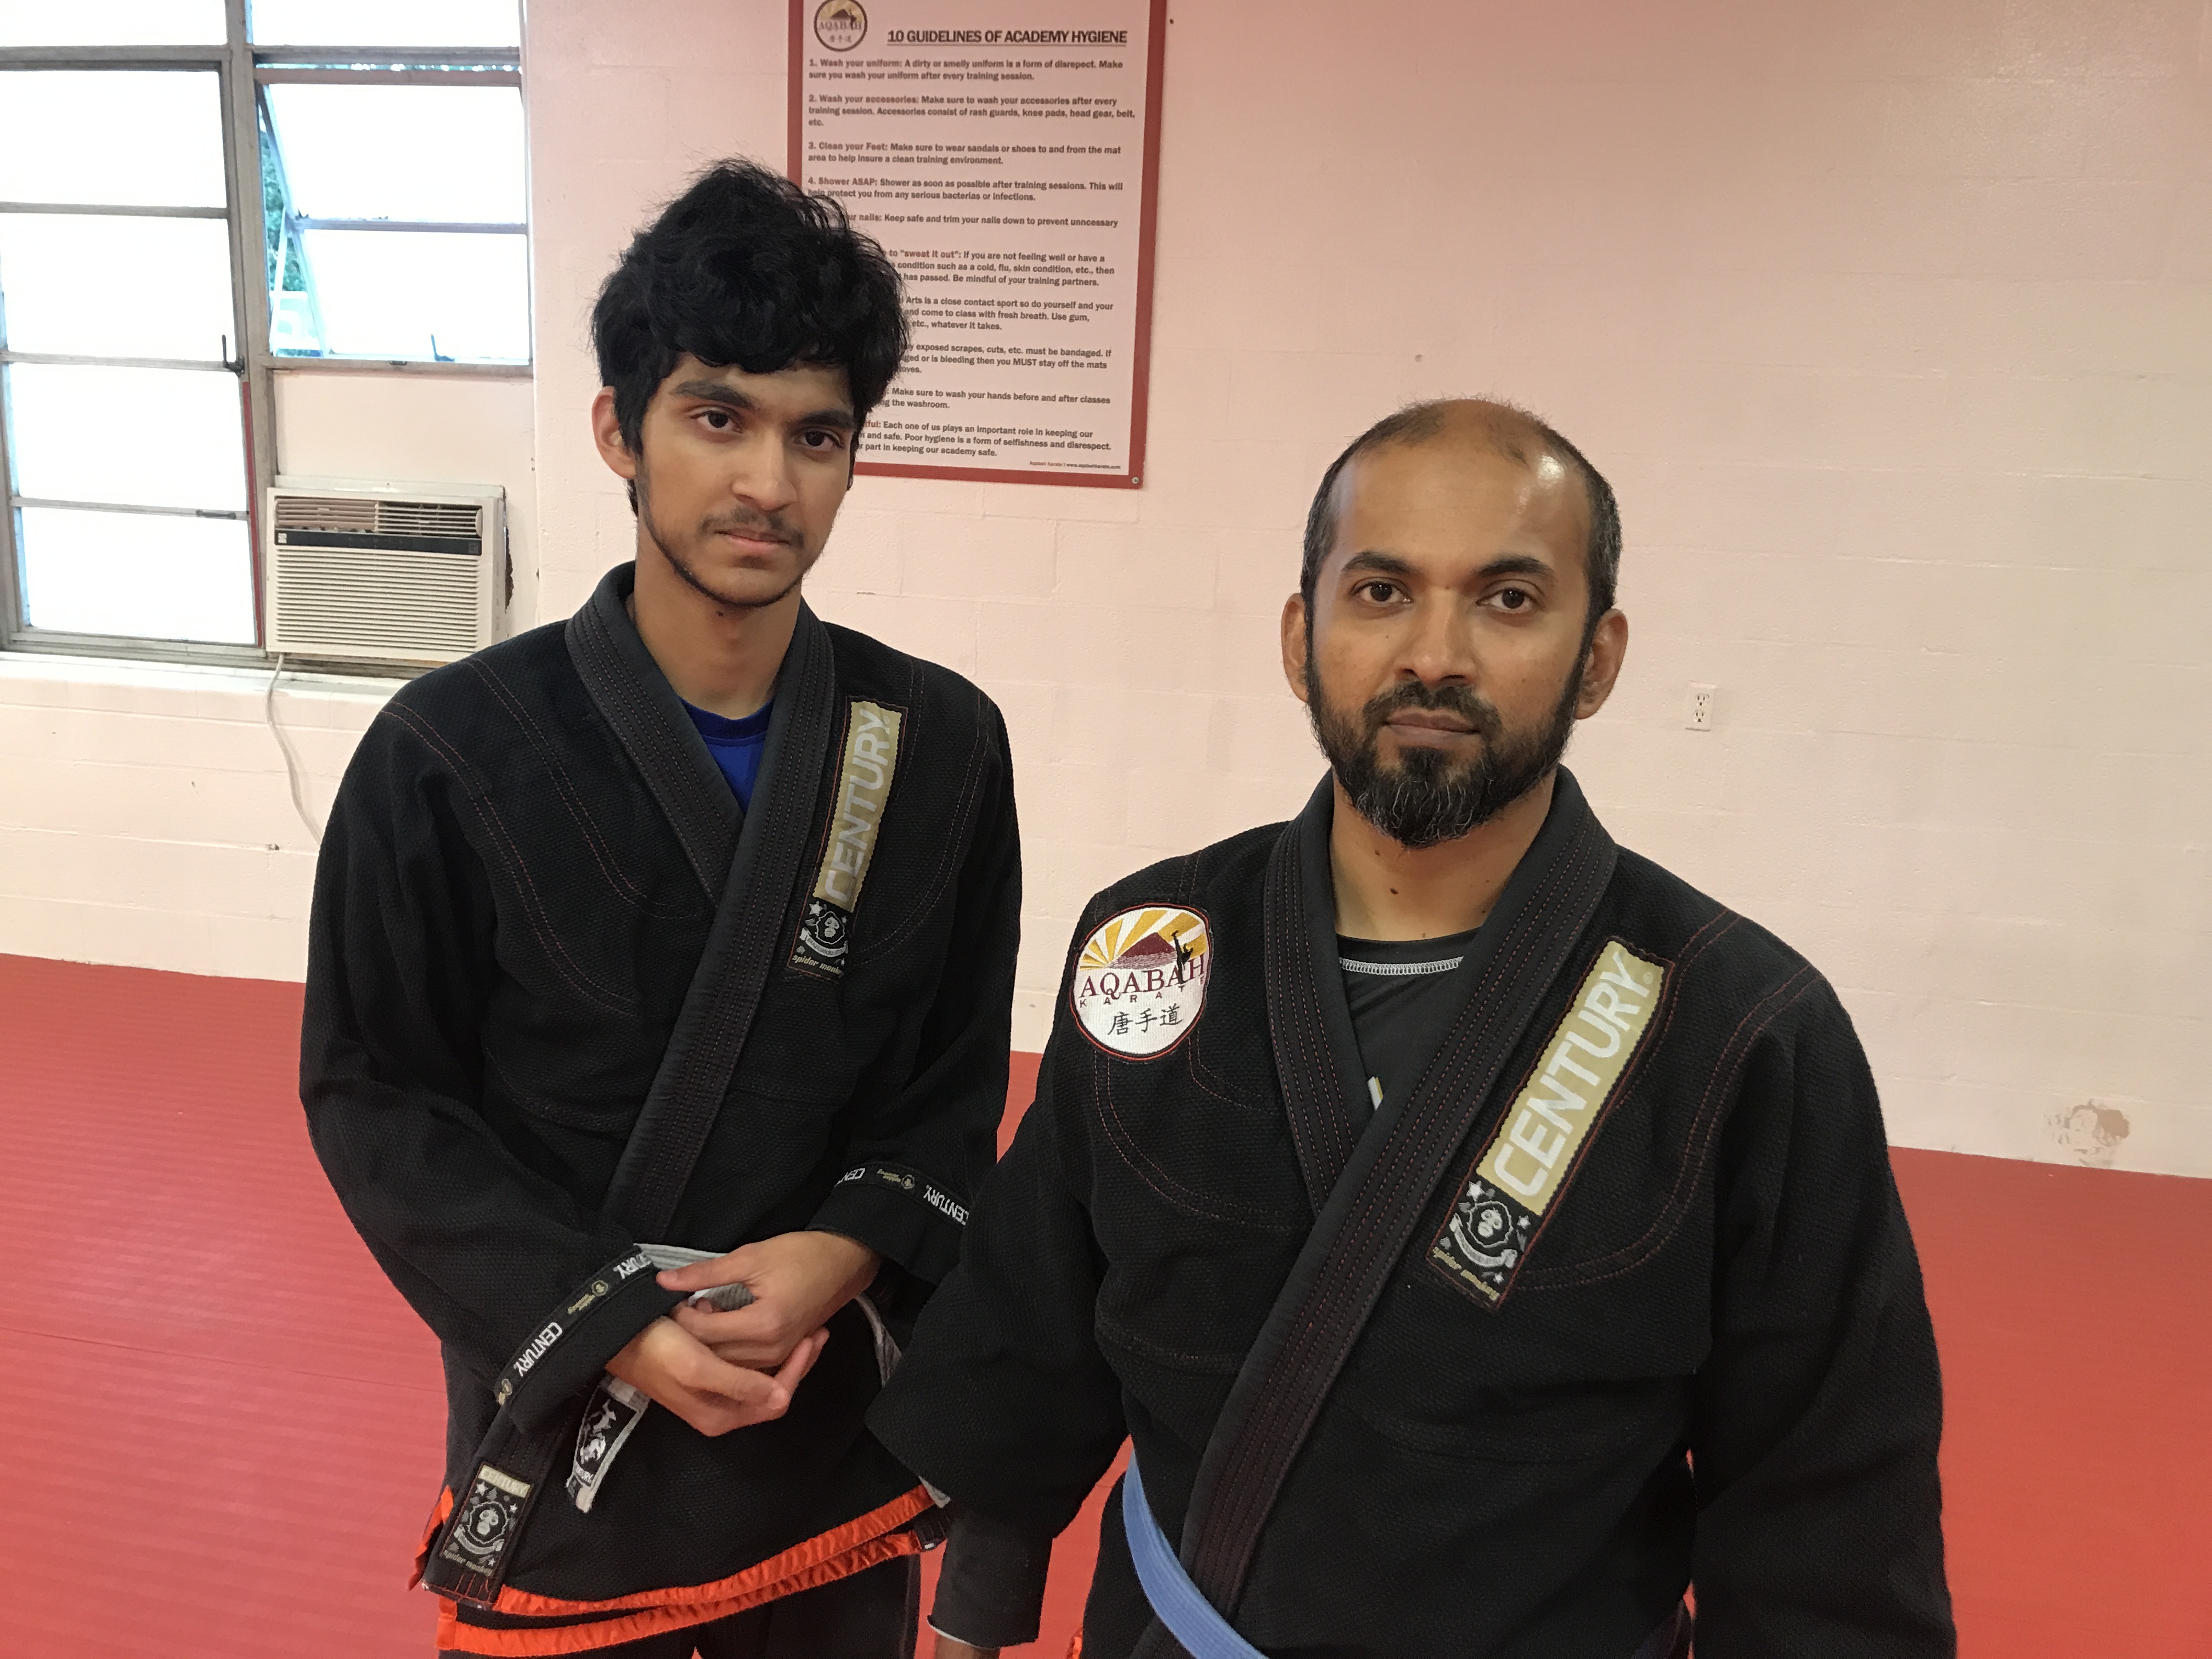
[872,399,1957,1659]
[302,162,1021,1658]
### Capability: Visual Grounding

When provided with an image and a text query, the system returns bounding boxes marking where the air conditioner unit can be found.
[264,477,507,666]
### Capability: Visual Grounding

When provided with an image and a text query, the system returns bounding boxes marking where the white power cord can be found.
[266,652,325,845]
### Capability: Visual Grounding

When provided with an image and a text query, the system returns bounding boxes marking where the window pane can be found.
[249,0,520,49]
[16,506,255,644]
[264,84,525,223]
[0,0,224,46]
[0,215,236,361]
[0,72,227,210]
[295,229,528,362]
[6,364,247,512]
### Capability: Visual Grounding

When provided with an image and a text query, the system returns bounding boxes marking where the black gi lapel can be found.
[1172,770,1618,1630]
[599,601,839,1242]
[1262,781,1368,1213]
[565,563,743,902]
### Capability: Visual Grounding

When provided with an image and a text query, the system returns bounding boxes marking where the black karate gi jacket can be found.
[872,770,1954,1659]
[302,564,1018,1650]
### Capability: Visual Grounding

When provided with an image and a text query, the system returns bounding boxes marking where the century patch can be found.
[510,1319,563,1377]
[1430,939,1669,1307]
[792,700,906,977]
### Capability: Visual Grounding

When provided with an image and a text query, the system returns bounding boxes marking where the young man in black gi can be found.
[873,400,1957,1658]
[302,162,1020,1658]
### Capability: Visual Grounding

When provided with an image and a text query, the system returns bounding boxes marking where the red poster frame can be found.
[787,0,1167,489]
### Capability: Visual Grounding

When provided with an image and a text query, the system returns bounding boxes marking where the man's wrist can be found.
[806,1226,883,1265]
[927,1621,1001,1657]
[804,1227,884,1300]
[928,1504,1053,1650]
[498,1249,685,1432]
[806,1164,970,1285]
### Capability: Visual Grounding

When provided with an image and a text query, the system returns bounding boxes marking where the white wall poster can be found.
[790,0,1166,486]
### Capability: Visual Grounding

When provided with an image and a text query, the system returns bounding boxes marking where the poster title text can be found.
[885,28,1129,44]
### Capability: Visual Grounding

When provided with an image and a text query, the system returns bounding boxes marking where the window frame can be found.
[255,43,527,373]
[0,1,527,665]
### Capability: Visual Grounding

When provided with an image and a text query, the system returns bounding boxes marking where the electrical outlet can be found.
[1686,683,1717,731]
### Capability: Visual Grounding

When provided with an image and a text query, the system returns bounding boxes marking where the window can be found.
[0,1,525,659]
[255,2,528,365]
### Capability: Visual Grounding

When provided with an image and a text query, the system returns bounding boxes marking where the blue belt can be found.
[1120,1452,1690,1659]
[1120,1453,1265,1659]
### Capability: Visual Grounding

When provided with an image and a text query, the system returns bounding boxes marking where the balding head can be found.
[1301,398,1621,636]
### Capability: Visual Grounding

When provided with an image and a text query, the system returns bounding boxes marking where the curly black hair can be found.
[591,160,907,486]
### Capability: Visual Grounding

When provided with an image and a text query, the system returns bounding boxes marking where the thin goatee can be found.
[640,479,803,612]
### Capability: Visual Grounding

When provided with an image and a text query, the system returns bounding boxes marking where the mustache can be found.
[1307,666,1579,849]
[1358,679,1504,742]
[699,509,797,546]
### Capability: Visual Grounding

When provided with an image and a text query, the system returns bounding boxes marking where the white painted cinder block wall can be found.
[524,0,2209,1174]
[4,0,2205,1177]
[0,374,534,979]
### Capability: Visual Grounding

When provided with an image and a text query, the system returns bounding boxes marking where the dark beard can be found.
[636,469,806,612]
[1306,654,1584,849]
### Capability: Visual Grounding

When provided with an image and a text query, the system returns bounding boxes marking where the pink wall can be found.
[0,382,531,980]
[519,0,2212,1172]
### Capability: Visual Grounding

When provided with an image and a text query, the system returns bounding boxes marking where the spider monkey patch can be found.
[1430,939,1668,1307]
[438,1462,533,1598]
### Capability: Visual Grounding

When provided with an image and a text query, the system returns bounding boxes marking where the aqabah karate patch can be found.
[1071,904,1211,1058]
[1430,939,1669,1307]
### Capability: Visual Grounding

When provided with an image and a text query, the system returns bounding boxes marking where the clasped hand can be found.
[606,1230,881,1438]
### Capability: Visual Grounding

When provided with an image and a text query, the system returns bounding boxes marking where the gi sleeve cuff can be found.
[809,1161,970,1285]
[927,1505,1054,1650]
[495,1247,685,1433]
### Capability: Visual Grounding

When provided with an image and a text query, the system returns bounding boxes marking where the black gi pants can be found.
[439,1557,919,1659]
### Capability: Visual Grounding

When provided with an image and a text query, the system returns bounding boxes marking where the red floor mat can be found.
[0,957,444,1657]
[1892,1149,2212,1658]
[2,955,2206,1656]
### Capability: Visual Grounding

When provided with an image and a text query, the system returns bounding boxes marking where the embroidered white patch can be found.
[1429,938,1670,1307]
[1070,905,1211,1058]
[792,699,904,978]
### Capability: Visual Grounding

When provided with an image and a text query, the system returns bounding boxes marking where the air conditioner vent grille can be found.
[267,479,503,665]
[273,548,484,656]
[273,494,481,540]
